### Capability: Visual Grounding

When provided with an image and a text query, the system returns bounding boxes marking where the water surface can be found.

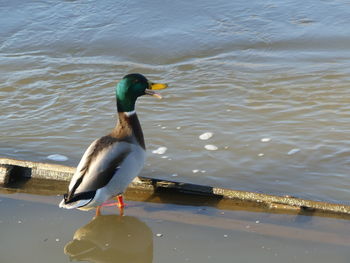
[1,0,350,203]
[1,192,350,263]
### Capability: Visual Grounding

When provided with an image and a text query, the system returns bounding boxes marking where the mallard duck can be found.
[59,73,167,215]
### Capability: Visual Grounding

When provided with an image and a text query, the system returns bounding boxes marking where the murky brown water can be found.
[2,0,350,204]
[1,192,350,263]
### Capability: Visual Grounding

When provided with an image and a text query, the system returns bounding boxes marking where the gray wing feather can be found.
[68,139,99,192]
[66,137,131,202]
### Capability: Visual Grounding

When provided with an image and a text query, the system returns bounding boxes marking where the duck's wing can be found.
[66,138,99,193]
[60,136,131,208]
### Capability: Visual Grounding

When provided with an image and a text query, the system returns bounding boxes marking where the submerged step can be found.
[1,157,350,218]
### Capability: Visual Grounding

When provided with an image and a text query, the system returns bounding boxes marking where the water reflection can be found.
[64,215,153,263]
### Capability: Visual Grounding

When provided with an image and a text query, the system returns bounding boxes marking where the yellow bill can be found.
[150,83,168,90]
[145,82,168,99]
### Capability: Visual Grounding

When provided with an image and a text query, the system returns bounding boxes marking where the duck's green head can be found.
[116,73,168,112]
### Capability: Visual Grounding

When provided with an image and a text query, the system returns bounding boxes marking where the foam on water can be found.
[199,132,213,140]
[152,147,167,155]
[287,149,300,155]
[46,154,68,162]
[204,145,218,151]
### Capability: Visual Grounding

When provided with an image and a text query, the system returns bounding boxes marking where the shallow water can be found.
[2,0,350,204]
[1,192,350,263]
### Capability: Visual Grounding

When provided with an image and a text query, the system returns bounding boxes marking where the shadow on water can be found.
[64,215,153,263]
[141,179,223,208]
[294,206,317,224]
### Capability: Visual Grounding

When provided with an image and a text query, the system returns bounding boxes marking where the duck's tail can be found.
[59,194,92,209]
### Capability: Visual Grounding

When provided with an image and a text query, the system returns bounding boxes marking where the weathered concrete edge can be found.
[1,157,350,215]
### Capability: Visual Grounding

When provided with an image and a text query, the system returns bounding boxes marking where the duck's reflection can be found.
[64,215,153,263]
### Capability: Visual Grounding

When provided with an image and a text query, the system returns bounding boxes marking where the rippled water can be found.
[1,0,350,204]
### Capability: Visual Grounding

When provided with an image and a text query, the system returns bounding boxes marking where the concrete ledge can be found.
[0,164,13,185]
[1,157,350,217]
[0,158,74,181]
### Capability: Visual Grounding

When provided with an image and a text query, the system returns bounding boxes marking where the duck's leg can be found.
[117,195,125,216]
[95,205,102,216]
[117,195,125,209]
[95,196,125,216]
